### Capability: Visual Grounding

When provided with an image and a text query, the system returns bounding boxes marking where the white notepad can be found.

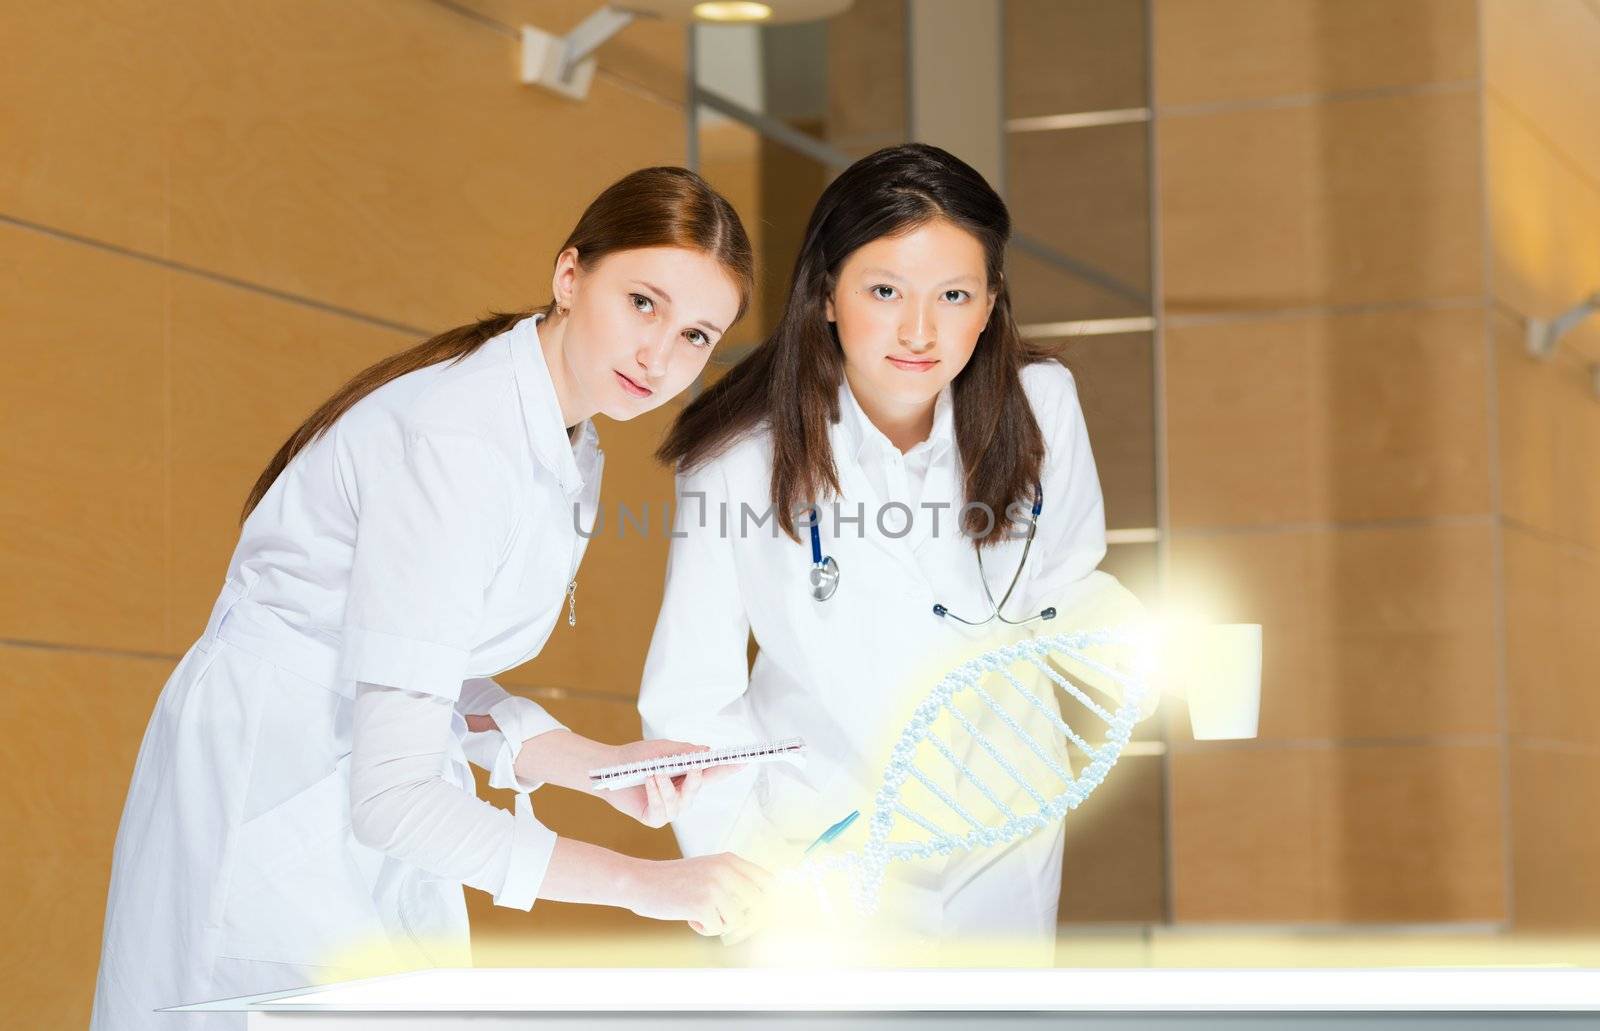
[587,737,806,792]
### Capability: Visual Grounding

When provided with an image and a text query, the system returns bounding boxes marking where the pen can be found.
[803,809,860,854]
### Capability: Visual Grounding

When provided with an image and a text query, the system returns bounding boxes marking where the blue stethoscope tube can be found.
[808,512,841,601]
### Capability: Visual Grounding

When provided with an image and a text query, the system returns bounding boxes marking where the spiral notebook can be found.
[587,737,807,792]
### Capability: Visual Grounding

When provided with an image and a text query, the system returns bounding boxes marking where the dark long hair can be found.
[657,143,1055,547]
[242,166,754,520]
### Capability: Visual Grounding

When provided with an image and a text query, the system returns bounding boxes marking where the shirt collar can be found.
[836,374,955,466]
[507,312,598,498]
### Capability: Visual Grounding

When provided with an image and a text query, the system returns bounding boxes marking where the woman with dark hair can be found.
[94,167,770,1029]
[639,144,1140,955]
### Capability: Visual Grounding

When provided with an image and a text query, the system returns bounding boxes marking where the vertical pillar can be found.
[908,0,1003,188]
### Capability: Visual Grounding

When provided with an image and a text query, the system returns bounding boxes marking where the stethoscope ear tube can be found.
[930,481,1049,625]
[932,601,1056,625]
[808,484,1050,622]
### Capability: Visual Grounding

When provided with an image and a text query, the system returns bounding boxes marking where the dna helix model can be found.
[799,628,1155,915]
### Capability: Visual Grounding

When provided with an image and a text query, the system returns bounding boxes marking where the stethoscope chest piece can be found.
[810,554,840,602]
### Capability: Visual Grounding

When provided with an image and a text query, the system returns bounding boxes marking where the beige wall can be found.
[1153,0,1510,923]
[0,2,693,1024]
[1482,0,1600,930]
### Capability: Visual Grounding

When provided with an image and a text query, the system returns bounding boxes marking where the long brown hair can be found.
[242,167,754,521]
[657,143,1056,547]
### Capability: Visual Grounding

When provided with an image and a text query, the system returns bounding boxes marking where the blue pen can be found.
[803,809,860,855]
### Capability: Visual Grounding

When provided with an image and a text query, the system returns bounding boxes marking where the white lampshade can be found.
[630,0,854,24]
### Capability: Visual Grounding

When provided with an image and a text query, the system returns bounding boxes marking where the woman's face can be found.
[826,218,996,417]
[553,245,741,421]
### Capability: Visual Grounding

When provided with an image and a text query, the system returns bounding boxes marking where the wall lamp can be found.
[522,1,853,100]
[1526,290,1600,399]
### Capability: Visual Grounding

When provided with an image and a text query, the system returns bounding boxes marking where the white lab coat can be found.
[92,314,601,1027]
[640,360,1137,952]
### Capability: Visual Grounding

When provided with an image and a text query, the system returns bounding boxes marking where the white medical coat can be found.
[91,313,601,1027]
[639,360,1131,948]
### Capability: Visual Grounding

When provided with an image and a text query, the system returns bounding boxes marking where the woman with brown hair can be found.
[93,167,769,1029]
[639,144,1126,956]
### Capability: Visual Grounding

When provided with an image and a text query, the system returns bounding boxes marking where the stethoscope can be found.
[807,483,1057,627]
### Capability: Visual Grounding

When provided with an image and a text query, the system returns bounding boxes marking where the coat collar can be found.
[834,375,955,469]
[825,376,962,582]
[506,312,599,500]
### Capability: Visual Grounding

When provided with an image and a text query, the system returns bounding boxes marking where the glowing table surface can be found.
[170,967,1600,1028]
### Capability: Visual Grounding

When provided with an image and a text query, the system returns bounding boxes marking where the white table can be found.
[170,967,1600,1028]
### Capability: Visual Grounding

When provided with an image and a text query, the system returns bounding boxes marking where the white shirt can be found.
[215,312,603,909]
[837,376,954,529]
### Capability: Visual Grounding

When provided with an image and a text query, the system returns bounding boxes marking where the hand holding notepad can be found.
[588,737,807,791]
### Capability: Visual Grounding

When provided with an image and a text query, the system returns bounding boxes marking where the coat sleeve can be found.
[1021,362,1108,612]
[457,677,567,793]
[338,426,515,703]
[637,457,762,858]
[1035,570,1162,722]
[1016,364,1159,721]
[349,682,557,910]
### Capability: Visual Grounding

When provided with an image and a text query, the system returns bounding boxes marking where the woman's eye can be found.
[943,289,971,303]
[630,293,654,314]
[871,285,898,300]
[685,329,712,349]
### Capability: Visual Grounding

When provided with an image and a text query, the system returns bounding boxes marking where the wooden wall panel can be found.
[165,0,685,332]
[1172,744,1505,922]
[1509,744,1600,929]
[825,0,907,150]
[1007,245,1148,325]
[0,1,170,254]
[0,645,174,1030]
[1484,0,1600,193]
[1154,0,1478,107]
[1495,313,1600,553]
[1060,753,1166,923]
[1052,333,1156,530]
[1007,123,1151,310]
[1170,746,1317,921]
[1503,526,1600,749]
[1485,96,1600,361]
[1495,311,1561,539]
[1154,0,1508,929]
[1166,306,1491,528]
[0,225,167,652]
[1160,90,1482,315]
[1005,0,1146,118]
[1482,0,1600,934]
[1166,524,1498,743]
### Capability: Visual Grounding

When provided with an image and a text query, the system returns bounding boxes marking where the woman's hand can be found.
[598,740,746,829]
[624,853,772,938]
[460,721,746,826]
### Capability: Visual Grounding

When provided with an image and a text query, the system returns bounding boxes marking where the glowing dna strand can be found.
[800,627,1155,915]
